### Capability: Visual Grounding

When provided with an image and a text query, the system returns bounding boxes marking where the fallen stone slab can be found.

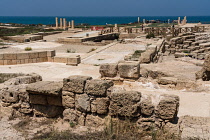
[26,81,63,96]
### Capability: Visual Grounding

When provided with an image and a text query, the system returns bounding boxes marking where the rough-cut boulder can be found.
[85,115,105,127]
[91,98,109,114]
[156,94,179,121]
[26,81,63,96]
[140,97,154,116]
[32,104,64,117]
[109,91,141,117]
[4,73,42,86]
[136,118,155,131]
[139,45,157,63]
[157,77,178,85]
[63,75,92,93]
[63,109,85,126]
[99,63,118,77]
[75,94,90,112]
[118,61,140,79]
[85,80,113,96]
[62,91,75,108]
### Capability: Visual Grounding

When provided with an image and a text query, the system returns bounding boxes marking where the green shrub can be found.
[25,47,32,51]
[146,33,155,39]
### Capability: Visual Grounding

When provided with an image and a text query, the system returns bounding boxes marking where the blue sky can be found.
[0,0,209,16]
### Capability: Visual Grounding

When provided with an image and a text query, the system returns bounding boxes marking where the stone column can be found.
[168,19,170,24]
[63,18,66,29]
[138,17,140,23]
[115,24,117,28]
[143,19,146,24]
[55,17,58,28]
[60,18,63,28]
[71,20,74,29]
[68,21,71,27]
[178,17,180,25]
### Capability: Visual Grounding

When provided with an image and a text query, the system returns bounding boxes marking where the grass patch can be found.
[25,47,32,51]
[88,48,96,53]
[33,118,179,140]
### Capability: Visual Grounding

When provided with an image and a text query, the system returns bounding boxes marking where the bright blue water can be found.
[1,16,210,25]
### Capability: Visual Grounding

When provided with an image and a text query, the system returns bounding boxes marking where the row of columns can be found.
[55,17,74,29]
[178,16,187,25]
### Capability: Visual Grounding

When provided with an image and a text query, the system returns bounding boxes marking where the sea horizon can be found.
[1,16,210,25]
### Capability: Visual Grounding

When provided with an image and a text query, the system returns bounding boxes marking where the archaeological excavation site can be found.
[1,17,210,140]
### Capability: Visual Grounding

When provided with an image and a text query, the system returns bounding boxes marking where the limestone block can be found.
[32,58,37,63]
[28,52,38,59]
[95,98,109,114]
[118,61,140,79]
[0,60,4,65]
[203,54,210,71]
[66,56,81,66]
[0,53,3,59]
[156,94,179,121]
[1,89,19,103]
[17,53,29,59]
[16,60,21,64]
[26,81,63,96]
[47,96,62,106]
[109,91,141,117]
[3,53,17,60]
[20,59,25,64]
[136,118,155,131]
[4,74,42,86]
[25,59,29,63]
[62,95,75,108]
[140,97,154,116]
[47,57,54,62]
[28,59,33,63]
[75,94,90,112]
[38,51,47,58]
[63,109,85,126]
[85,79,114,96]
[29,94,47,105]
[54,57,67,63]
[85,115,105,127]
[32,104,64,118]
[47,50,56,57]
[63,75,92,93]
[157,77,178,85]
[99,63,118,77]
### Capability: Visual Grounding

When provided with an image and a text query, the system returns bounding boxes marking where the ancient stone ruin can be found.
[0,74,180,130]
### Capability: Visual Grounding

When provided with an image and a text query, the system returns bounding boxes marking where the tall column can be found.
[63,18,66,29]
[55,17,58,28]
[143,19,146,24]
[68,21,71,27]
[115,24,117,28]
[60,18,63,28]
[138,17,140,23]
[178,17,180,25]
[71,20,74,29]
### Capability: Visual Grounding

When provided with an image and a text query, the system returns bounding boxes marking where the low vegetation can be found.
[0,27,63,38]
[146,33,155,39]
[33,119,179,140]
[25,47,32,51]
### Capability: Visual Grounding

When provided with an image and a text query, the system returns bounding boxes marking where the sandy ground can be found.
[0,63,100,81]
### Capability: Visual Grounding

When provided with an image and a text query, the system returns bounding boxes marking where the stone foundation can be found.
[0,74,179,130]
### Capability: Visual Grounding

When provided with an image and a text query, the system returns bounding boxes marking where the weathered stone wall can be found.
[0,74,180,129]
[0,50,81,66]
[0,50,55,65]
[99,61,140,79]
